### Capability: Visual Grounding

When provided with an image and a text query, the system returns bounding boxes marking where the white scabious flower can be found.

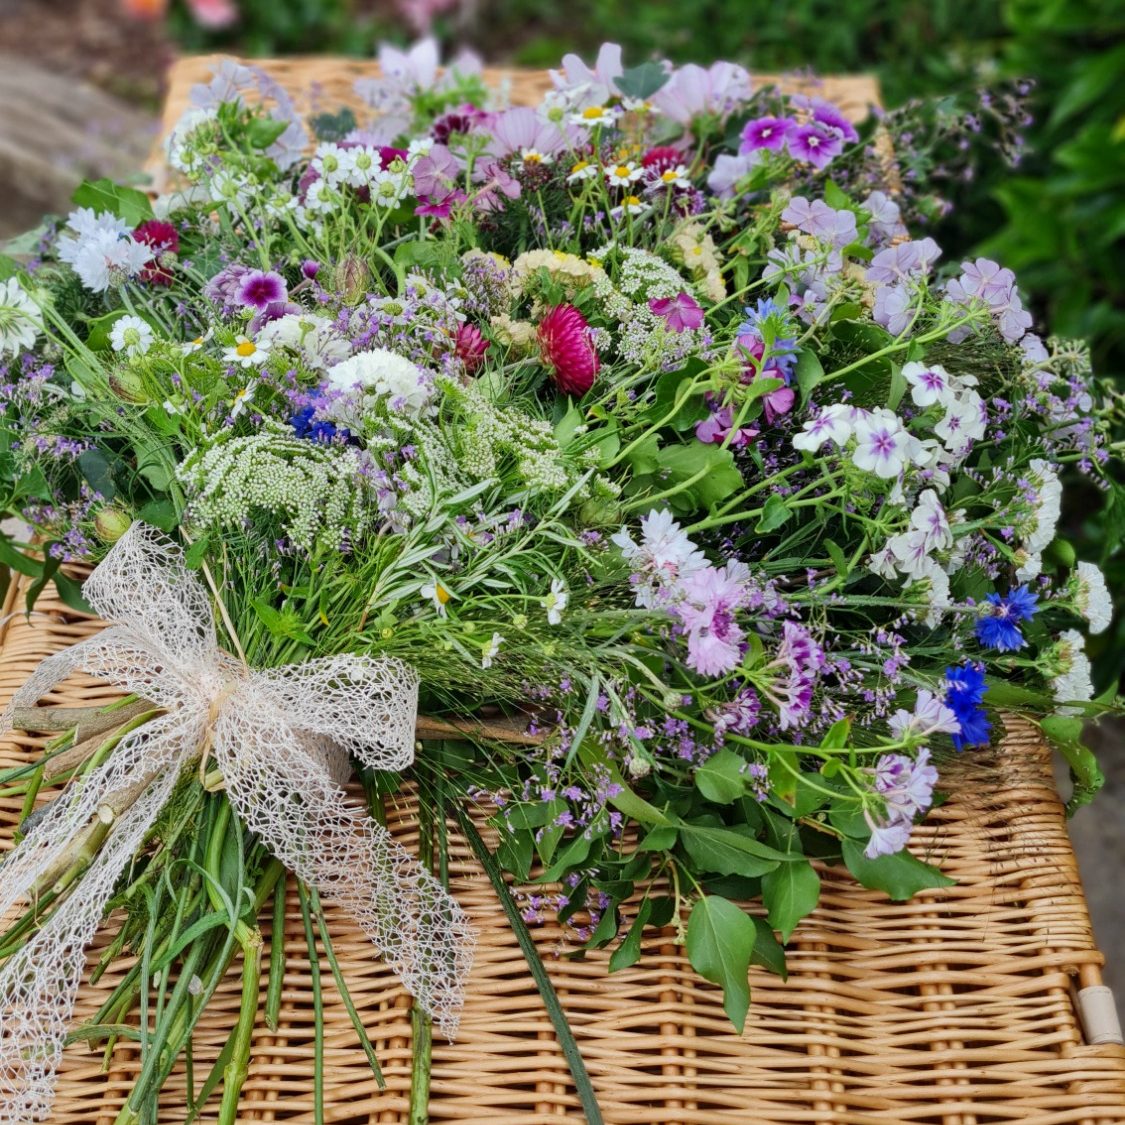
[905,557,951,627]
[1050,629,1095,706]
[258,313,351,372]
[70,229,153,293]
[481,632,504,669]
[1073,561,1112,635]
[0,277,42,358]
[327,348,435,418]
[109,315,154,357]
[1024,458,1063,555]
[543,578,568,625]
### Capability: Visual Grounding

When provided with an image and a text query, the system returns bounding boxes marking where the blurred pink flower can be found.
[186,0,239,29]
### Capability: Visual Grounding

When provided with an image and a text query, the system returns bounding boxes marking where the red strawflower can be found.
[538,305,599,396]
[133,219,179,286]
[455,322,490,374]
[641,145,687,173]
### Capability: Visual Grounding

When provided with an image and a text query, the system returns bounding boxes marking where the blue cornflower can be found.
[944,662,991,750]
[974,584,1039,652]
[290,406,347,444]
[738,298,797,376]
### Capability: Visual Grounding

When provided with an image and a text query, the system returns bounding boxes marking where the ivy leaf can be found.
[680,823,785,878]
[686,896,755,1031]
[841,839,955,901]
[762,859,821,942]
[795,349,825,404]
[77,448,117,501]
[615,61,670,100]
[755,493,791,534]
[609,898,653,973]
[71,178,153,225]
[694,748,750,804]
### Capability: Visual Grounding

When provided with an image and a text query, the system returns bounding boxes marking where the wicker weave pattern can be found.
[3,574,1125,1124]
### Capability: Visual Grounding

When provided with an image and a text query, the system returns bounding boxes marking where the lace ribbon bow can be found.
[0,523,474,1123]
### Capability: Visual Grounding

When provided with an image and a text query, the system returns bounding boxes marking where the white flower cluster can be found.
[179,428,372,551]
[1050,629,1095,707]
[0,278,42,359]
[614,248,694,302]
[57,209,153,293]
[258,313,351,373]
[298,143,412,229]
[1072,560,1113,635]
[326,348,435,418]
[1013,458,1062,581]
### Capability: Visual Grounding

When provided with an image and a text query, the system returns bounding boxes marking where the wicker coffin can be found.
[3,576,1125,1124]
[1,55,1123,1125]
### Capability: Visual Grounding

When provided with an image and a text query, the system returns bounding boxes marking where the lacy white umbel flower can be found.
[109,315,154,358]
[327,349,435,418]
[0,277,42,359]
[1073,561,1112,635]
[1050,629,1095,706]
[543,578,568,625]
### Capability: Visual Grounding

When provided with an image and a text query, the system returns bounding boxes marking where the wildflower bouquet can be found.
[0,40,1121,1124]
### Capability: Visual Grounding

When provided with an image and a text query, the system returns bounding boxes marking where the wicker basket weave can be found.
[2,55,1123,1124]
[3,582,1125,1125]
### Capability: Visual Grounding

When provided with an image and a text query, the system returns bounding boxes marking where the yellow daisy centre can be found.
[625,195,641,207]
[435,583,450,605]
[661,169,679,183]
[235,341,256,358]
[582,106,607,120]
[614,164,631,178]
[571,160,590,174]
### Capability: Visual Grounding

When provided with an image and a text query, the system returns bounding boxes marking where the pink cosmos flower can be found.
[652,61,752,125]
[186,0,238,28]
[485,108,572,161]
[538,305,599,396]
[550,42,626,106]
[649,291,704,333]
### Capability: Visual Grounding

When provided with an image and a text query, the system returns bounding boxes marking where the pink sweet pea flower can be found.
[649,292,704,333]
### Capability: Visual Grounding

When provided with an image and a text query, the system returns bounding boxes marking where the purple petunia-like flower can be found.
[235,269,289,311]
[786,122,842,169]
[649,291,704,333]
[695,399,758,448]
[739,116,793,153]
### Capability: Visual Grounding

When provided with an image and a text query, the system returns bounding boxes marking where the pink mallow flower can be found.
[538,304,599,396]
[649,291,704,333]
[675,561,752,677]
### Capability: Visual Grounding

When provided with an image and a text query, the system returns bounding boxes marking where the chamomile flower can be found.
[616,195,650,217]
[657,165,691,189]
[181,329,213,354]
[515,149,553,171]
[109,315,154,357]
[605,161,642,188]
[0,277,42,359]
[481,632,504,668]
[571,104,617,128]
[222,336,271,368]
[421,579,451,616]
[567,159,598,183]
[228,382,256,419]
[543,578,569,625]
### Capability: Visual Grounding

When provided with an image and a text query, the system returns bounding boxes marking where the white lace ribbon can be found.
[0,523,475,1123]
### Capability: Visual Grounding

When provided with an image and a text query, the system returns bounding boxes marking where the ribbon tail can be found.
[0,767,180,1123]
[216,714,475,1038]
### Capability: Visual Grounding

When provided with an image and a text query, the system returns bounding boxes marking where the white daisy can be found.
[421,579,451,616]
[605,161,642,188]
[515,149,554,171]
[222,336,271,368]
[0,278,42,359]
[543,578,568,625]
[657,165,692,190]
[229,381,256,419]
[570,104,617,128]
[109,315,154,358]
[181,328,213,355]
[567,159,599,183]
